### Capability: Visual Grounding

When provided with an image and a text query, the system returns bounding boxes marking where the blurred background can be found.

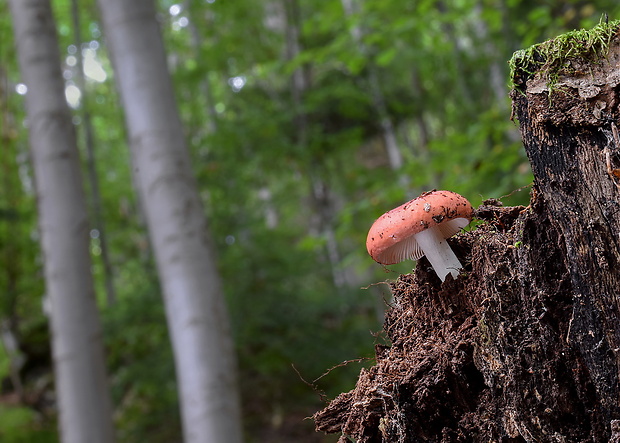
[1,0,620,441]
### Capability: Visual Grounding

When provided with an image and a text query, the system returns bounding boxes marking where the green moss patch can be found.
[509,19,620,92]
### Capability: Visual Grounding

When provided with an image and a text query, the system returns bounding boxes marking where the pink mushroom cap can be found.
[366,190,473,265]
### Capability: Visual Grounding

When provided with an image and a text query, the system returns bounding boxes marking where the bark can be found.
[96,1,243,442]
[8,1,115,442]
[314,28,620,441]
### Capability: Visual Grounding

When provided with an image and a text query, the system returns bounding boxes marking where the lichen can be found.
[509,18,620,93]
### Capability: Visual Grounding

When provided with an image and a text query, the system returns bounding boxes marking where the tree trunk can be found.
[283,0,350,290]
[314,25,620,442]
[8,1,115,442]
[70,0,117,306]
[96,1,243,442]
[341,0,404,172]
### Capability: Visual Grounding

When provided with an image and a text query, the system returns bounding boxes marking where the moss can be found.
[509,19,620,93]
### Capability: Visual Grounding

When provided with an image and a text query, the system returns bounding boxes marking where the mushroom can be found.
[366,190,473,282]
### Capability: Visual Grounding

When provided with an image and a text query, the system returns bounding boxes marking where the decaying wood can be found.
[314,31,620,442]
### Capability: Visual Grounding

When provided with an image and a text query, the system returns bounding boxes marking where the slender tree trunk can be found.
[314,26,620,442]
[341,0,403,171]
[283,0,349,290]
[411,69,439,189]
[96,1,243,442]
[0,67,25,403]
[70,0,116,306]
[185,0,219,135]
[472,2,507,108]
[8,1,115,442]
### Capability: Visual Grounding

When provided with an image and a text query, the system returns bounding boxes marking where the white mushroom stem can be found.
[413,225,463,282]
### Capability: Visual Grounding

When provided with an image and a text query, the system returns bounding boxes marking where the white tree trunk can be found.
[8,1,115,442]
[341,0,404,171]
[96,1,243,442]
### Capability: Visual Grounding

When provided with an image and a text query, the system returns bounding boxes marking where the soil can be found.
[314,200,597,442]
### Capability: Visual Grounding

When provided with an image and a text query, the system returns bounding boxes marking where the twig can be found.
[499,183,534,201]
[312,357,373,384]
[291,364,328,402]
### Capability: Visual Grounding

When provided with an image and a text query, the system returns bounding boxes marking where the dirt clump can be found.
[314,198,601,442]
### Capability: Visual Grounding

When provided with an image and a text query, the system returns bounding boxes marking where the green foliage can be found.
[103,282,181,442]
[0,406,57,443]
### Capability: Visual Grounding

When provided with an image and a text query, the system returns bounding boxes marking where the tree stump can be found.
[314,23,620,442]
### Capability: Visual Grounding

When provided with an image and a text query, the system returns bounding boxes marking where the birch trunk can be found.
[96,0,243,441]
[8,1,115,442]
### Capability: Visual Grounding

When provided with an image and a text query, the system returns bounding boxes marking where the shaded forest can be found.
[2,1,620,442]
